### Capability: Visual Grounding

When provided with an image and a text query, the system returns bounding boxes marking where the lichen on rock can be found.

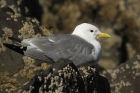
[0,27,13,52]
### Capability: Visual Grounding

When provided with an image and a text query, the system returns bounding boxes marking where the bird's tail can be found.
[3,43,54,63]
[3,43,26,55]
[3,37,54,63]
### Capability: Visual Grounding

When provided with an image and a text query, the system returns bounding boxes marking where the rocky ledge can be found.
[17,58,110,93]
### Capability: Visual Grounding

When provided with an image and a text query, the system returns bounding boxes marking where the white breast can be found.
[91,40,102,63]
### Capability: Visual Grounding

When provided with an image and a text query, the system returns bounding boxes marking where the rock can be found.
[17,58,110,93]
[0,7,51,93]
[79,66,110,93]
[100,53,140,93]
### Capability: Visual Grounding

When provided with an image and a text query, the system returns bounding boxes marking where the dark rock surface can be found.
[17,59,110,93]
[100,53,140,93]
[0,7,52,93]
[0,7,51,74]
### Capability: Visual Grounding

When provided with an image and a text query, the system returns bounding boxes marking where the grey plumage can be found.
[23,34,95,66]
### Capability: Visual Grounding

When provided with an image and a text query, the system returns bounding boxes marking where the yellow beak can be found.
[98,33,111,38]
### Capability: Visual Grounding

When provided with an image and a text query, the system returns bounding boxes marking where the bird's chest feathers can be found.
[91,40,102,60]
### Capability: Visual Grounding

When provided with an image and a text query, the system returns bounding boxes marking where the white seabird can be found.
[3,23,111,66]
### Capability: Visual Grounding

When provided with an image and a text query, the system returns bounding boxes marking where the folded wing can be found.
[27,34,95,66]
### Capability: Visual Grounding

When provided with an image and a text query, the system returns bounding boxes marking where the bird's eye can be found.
[90,30,94,32]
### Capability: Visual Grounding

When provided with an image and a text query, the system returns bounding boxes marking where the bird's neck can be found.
[91,40,101,54]
[91,40,102,63]
[72,33,101,54]
[72,32,92,44]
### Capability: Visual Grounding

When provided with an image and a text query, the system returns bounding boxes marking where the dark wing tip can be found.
[3,43,26,55]
[3,43,12,48]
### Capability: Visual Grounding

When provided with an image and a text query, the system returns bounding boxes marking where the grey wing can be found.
[28,34,95,66]
[24,46,54,63]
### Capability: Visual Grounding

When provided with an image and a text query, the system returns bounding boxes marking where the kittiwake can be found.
[3,23,111,66]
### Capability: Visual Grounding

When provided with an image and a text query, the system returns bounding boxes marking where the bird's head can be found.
[72,23,111,43]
